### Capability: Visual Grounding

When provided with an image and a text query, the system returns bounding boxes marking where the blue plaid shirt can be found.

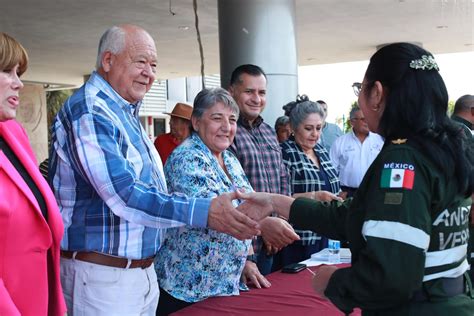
[50,72,210,259]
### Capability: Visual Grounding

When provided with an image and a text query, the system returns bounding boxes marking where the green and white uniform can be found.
[290,140,474,315]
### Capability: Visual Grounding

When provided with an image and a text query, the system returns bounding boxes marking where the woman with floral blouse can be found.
[155,88,297,315]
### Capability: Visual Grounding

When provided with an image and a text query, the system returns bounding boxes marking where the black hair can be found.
[364,42,473,196]
[229,64,267,86]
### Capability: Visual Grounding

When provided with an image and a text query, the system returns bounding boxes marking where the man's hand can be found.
[241,261,271,289]
[208,192,260,240]
[236,191,294,219]
[235,191,274,221]
[260,217,299,249]
[312,265,338,298]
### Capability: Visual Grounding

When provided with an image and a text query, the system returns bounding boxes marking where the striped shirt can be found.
[49,72,210,259]
[281,138,340,245]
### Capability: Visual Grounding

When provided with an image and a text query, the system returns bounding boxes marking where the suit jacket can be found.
[0,120,66,316]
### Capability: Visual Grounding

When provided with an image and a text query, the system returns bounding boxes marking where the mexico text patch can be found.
[380,162,415,189]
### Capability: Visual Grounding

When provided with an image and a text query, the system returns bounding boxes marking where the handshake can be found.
[207,190,342,248]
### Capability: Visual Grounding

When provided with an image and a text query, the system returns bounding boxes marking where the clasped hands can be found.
[207,189,340,243]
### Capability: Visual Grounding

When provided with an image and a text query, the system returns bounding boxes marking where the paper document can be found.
[300,248,352,267]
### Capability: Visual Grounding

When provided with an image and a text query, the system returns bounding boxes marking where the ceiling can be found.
[1,0,472,88]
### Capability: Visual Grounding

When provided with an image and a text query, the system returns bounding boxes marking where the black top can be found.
[0,136,48,221]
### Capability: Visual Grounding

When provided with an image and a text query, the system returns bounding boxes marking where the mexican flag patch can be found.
[380,168,415,189]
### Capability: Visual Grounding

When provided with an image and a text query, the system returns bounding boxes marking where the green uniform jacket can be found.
[451,115,474,284]
[290,141,474,315]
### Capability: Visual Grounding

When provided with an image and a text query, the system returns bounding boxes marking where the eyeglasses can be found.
[352,82,362,97]
[350,117,366,122]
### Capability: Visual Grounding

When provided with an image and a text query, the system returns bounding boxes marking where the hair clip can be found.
[409,55,439,71]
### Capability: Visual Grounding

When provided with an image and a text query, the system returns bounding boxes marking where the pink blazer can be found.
[0,120,66,316]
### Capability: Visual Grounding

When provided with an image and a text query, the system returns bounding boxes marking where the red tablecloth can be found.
[171,265,361,316]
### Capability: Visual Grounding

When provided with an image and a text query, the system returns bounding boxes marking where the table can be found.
[171,265,361,316]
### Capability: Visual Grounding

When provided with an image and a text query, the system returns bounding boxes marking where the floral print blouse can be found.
[155,133,252,302]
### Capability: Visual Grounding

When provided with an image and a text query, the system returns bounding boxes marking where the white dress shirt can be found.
[330,130,384,188]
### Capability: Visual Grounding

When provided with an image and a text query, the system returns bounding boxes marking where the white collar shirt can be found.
[329,130,384,188]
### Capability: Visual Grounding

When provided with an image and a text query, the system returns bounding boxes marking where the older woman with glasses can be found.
[0,33,66,316]
[155,88,298,315]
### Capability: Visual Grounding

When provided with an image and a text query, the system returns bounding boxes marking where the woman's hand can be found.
[338,191,348,200]
[312,265,339,298]
[260,217,299,249]
[241,261,271,289]
[292,191,343,202]
[313,191,343,202]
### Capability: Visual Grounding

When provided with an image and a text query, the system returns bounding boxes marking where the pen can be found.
[306,268,316,276]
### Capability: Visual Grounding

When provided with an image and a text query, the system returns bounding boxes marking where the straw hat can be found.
[165,103,193,120]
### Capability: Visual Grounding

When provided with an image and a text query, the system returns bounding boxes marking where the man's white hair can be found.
[95,26,126,69]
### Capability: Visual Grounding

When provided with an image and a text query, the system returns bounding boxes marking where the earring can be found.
[372,104,381,112]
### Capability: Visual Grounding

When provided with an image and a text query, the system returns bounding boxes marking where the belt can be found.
[60,250,154,269]
[411,275,465,302]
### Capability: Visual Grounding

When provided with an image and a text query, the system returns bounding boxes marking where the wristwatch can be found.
[246,254,258,263]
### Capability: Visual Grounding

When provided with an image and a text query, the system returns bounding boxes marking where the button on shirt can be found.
[50,72,210,259]
[330,130,384,188]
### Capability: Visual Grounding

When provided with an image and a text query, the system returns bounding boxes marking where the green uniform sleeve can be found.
[324,144,433,312]
[289,197,351,241]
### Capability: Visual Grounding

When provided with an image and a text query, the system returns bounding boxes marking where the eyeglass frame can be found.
[352,82,373,97]
[352,82,362,97]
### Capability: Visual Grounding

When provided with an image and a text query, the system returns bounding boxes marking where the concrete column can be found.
[17,84,48,163]
[218,0,298,127]
[186,76,203,104]
[167,78,187,104]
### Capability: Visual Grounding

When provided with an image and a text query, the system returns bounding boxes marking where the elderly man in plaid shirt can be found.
[50,26,267,315]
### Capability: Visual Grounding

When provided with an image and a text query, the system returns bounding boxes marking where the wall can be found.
[17,84,48,163]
